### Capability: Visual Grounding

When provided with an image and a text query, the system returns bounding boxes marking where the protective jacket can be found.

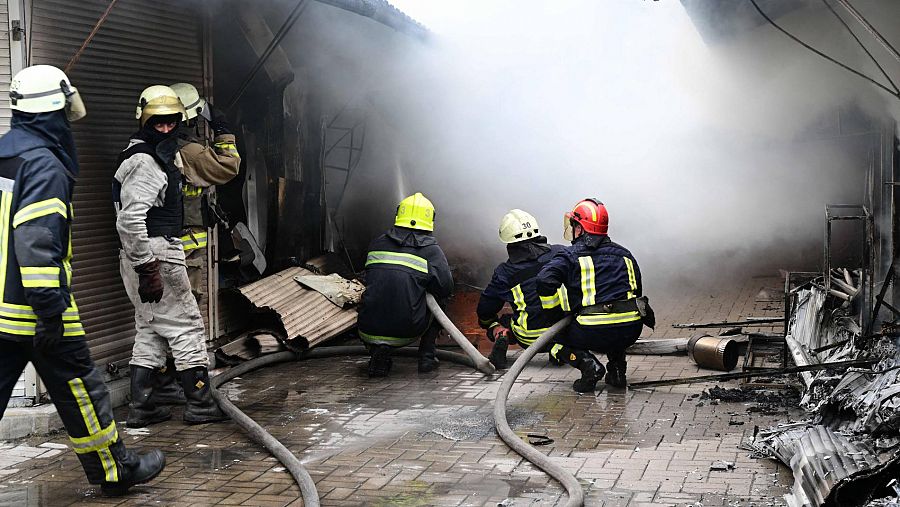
[113,134,185,267]
[358,226,453,345]
[0,112,84,340]
[537,234,642,328]
[477,238,567,346]
[175,125,240,253]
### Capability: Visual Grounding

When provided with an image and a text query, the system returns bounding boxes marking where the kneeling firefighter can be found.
[0,65,164,495]
[536,198,654,392]
[147,82,240,406]
[476,209,567,369]
[357,193,453,377]
[113,85,227,426]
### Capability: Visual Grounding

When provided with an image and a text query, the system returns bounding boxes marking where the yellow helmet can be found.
[135,85,186,127]
[394,192,435,232]
[499,209,540,244]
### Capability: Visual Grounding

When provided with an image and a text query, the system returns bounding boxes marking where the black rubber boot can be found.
[101,445,166,497]
[368,344,393,377]
[178,367,228,425]
[605,350,628,388]
[126,366,172,428]
[418,325,440,373]
[488,335,509,370]
[553,347,606,393]
[150,357,185,406]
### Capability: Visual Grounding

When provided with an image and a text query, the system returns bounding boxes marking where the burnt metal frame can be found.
[783,271,822,368]
[824,204,874,332]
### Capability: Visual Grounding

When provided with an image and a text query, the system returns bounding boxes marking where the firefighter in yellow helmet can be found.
[476,209,568,369]
[113,85,227,427]
[145,84,241,406]
[0,65,164,495]
[357,193,453,377]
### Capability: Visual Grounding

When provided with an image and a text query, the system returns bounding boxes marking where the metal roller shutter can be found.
[29,0,208,366]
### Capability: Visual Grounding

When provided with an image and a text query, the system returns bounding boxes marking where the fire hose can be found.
[211,315,582,506]
[493,316,584,507]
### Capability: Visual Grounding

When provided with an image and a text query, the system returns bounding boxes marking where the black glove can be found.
[34,314,64,351]
[134,259,164,303]
[487,324,510,343]
[207,106,231,136]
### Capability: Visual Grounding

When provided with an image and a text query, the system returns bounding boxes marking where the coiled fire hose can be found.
[493,315,584,507]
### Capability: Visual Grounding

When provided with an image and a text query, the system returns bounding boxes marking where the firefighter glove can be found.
[135,259,164,303]
[487,323,510,343]
[207,106,232,135]
[34,314,64,351]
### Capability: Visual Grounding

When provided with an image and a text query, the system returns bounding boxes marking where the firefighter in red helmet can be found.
[536,198,654,392]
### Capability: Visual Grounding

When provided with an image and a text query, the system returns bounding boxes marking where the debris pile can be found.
[749,270,900,506]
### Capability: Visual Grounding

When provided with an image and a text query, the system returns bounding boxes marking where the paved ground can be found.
[0,275,800,506]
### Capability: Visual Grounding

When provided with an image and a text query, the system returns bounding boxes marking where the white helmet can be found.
[499,209,541,244]
[135,85,185,126]
[170,82,210,121]
[10,65,86,121]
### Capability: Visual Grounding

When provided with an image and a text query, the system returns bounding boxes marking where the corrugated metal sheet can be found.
[30,0,207,365]
[237,267,357,348]
[754,424,881,507]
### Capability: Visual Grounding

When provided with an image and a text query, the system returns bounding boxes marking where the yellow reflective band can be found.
[365,251,429,274]
[69,420,118,454]
[180,231,208,251]
[510,321,549,339]
[550,343,563,359]
[182,184,203,197]
[63,322,85,336]
[12,198,67,228]
[358,330,417,346]
[511,284,528,332]
[0,303,36,320]
[624,257,637,299]
[0,318,36,335]
[559,285,571,312]
[0,193,11,302]
[576,311,641,326]
[579,257,596,307]
[68,377,118,482]
[540,293,560,309]
[20,266,61,288]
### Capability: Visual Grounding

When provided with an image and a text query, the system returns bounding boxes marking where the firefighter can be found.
[357,192,453,377]
[146,83,240,406]
[113,85,227,426]
[536,198,652,391]
[0,65,164,495]
[476,209,567,369]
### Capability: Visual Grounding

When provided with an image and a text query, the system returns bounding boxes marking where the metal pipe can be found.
[425,293,495,374]
[494,316,584,507]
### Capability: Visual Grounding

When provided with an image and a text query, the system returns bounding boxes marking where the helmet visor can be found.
[563,212,575,242]
[197,100,212,122]
[65,86,86,122]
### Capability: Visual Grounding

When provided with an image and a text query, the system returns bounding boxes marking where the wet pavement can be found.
[0,276,799,506]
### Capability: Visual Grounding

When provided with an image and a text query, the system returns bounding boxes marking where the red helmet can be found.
[565,198,608,236]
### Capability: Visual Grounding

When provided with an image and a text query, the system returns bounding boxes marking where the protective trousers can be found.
[184,245,205,302]
[119,251,209,371]
[0,336,127,484]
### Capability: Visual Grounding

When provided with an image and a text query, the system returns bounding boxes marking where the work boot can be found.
[488,335,509,370]
[101,447,166,497]
[368,345,393,377]
[150,357,185,406]
[605,361,628,388]
[178,367,228,425]
[572,353,606,393]
[418,356,440,373]
[126,366,172,428]
[418,328,440,373]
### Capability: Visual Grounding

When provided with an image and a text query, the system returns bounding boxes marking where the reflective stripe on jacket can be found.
[0,128,84,339]
[537,234,642,328]
[357,226,453,342]
[477,243,567,346]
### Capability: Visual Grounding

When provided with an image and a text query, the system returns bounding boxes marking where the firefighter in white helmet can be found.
[112,85,227,428]
[144,84,240,406]
[476,209,568,369]
[0,65,165,496]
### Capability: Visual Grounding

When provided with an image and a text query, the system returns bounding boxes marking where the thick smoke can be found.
[336,0,900,295]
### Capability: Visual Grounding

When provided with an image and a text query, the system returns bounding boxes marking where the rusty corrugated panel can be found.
[237,266,357,348]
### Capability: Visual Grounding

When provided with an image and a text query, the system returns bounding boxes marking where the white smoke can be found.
[337,0,899,294]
